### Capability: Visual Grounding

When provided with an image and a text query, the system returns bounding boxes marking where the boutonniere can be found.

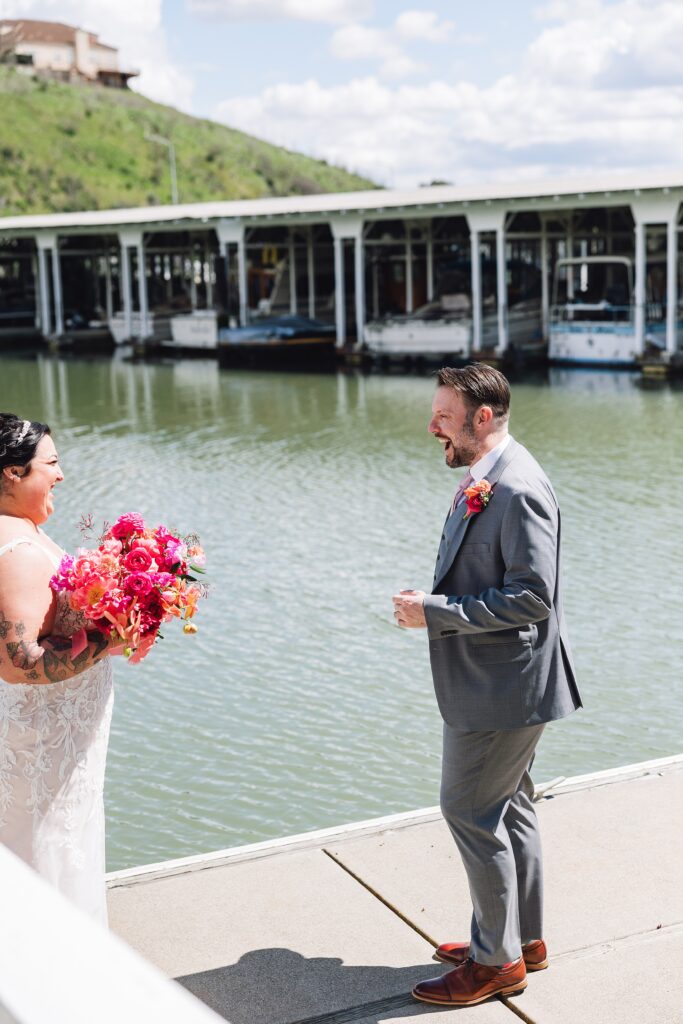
[463,479,493,520]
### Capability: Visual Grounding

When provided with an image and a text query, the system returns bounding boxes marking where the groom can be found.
[393,364,581,1008]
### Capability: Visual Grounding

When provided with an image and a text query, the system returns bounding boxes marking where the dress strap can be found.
[0,537,62,569]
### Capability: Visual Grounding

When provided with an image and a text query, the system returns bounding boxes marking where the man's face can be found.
[428,386,479,469]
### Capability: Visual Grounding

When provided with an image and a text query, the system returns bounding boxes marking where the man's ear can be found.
[476,405,494,427]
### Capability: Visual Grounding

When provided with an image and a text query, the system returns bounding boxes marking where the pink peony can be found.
[123,572,154,597]
[124,547,154,572]
[101,538,123,557]
[110,512,147,540]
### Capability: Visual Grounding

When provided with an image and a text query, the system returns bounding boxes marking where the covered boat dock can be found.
[1,171,683,368]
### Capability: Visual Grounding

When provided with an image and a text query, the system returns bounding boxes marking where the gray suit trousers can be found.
[440,722,545,966]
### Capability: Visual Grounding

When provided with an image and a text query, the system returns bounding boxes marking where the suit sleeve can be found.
[423,488,558,637]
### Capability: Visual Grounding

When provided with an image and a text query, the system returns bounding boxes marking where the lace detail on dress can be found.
[0,618,114,922]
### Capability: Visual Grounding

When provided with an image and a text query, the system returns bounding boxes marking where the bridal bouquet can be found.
[50,512,206,663]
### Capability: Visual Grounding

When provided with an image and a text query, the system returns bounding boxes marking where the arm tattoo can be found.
[0,612,10,641]
[5,629,109,683]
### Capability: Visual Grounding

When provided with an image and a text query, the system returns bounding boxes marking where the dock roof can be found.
[1,169,683,235]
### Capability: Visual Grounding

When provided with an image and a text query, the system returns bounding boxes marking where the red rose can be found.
[123,547,154,572]
[123,572,153,597]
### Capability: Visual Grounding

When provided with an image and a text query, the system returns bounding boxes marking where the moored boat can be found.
[217,315,337,370]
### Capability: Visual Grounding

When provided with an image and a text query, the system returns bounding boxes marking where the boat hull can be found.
[217,336,337,371]
[549,323,638,366]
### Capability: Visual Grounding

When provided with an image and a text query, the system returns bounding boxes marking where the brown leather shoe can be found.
[412,957,527,1007]
[435,938,548,972]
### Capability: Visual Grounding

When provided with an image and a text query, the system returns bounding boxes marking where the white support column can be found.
[136,237,149,338]
[630,199,681,359]
[405,230,413,313]
[330,217,364,348]
[426,223,434,302]
[307,227,315,319]
[118,232,134,341]
[189,253,198,310]
[470,228,481,354]
[566,218,574,299]
[333,235,345,344]
[236,235,247,325]
[104,250,113,322]
[495,225,508,354]
[36,239,51,336]
[51,240,64,336]
[634,219,646,356]
[204,240,213,310]
[288,229,298,315]
[666,215,678,356]
[540,215,550,341]
[354,233,365,345]
[216,220,247,326]
[466,209,506,356]
[32,254,41,329]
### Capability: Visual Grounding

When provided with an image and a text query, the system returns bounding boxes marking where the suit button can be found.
[441,535,445,541]
[436,555,440,561]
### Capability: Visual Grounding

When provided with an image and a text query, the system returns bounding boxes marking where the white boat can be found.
[364,296,543,363]
[108,312,171,345]
[549,256,641,367]
[364,297,472,361]
[169,310,218,350]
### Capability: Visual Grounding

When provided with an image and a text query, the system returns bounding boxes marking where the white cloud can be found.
[329,8,455,80]
[394,9,454,42]
[329,22,423,78]
[186,0,372,23]
[0,0,194,111]
[216,0,683,188]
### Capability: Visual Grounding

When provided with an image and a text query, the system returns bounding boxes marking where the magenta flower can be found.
[123,572,154,597]
[110,512,147,540]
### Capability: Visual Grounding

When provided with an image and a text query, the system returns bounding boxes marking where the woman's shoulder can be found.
[0,517,36,551]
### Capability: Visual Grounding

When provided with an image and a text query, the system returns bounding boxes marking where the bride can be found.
[0,413,119,923]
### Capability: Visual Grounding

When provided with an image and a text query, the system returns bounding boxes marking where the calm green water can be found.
[1,352,682,871]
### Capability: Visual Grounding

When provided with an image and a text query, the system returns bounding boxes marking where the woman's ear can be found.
[1,465,23,484]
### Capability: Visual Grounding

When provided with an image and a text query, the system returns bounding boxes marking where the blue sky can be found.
[5,0,683,187]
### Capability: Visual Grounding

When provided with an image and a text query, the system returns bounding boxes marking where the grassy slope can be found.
[0,67,375,215]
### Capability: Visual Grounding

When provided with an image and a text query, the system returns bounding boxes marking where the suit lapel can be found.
[432,437,521,591]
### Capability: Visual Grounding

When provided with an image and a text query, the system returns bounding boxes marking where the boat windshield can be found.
[553,260,632,308]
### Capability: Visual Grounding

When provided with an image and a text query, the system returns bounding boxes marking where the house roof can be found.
[0,169,682,235]
[0,19,118,53]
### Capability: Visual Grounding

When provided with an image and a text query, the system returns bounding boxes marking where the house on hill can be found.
[0,19,138,89]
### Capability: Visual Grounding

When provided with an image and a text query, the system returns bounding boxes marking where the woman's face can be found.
[9,435,64,525]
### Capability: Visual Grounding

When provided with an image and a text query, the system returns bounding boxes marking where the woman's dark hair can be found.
[0,414,51,481]
[436,363,510,420]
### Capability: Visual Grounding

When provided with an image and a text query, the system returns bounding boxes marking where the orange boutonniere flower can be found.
[463,479,493,520]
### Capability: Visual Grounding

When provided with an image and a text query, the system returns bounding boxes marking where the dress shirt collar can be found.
[469,433,511,483]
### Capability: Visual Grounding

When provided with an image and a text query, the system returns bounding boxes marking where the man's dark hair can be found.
[436,364,510,419]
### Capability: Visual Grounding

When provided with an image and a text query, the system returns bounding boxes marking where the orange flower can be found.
[463,479,493,520]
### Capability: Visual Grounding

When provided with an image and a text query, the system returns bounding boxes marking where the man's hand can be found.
[392,589,427,629]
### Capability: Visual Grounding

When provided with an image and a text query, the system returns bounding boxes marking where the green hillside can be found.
[0,67,375,216]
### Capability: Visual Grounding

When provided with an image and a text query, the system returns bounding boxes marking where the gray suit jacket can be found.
[423,437,582,730]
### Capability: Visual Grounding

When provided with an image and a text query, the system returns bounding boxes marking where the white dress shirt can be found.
[468,433,511,484]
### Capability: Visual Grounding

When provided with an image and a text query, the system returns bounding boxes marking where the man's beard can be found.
[444,413,478,468]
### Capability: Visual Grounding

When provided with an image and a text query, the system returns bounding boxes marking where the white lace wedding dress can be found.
[0,537,114,924]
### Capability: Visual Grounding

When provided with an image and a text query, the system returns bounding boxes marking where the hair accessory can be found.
[16,420,31,444]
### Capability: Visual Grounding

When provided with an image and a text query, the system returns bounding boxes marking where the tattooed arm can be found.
[0,543,116,685]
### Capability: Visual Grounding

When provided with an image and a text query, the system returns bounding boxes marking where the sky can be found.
[4,0,683,188]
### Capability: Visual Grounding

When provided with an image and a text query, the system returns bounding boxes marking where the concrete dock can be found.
[107,755,683,1024]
